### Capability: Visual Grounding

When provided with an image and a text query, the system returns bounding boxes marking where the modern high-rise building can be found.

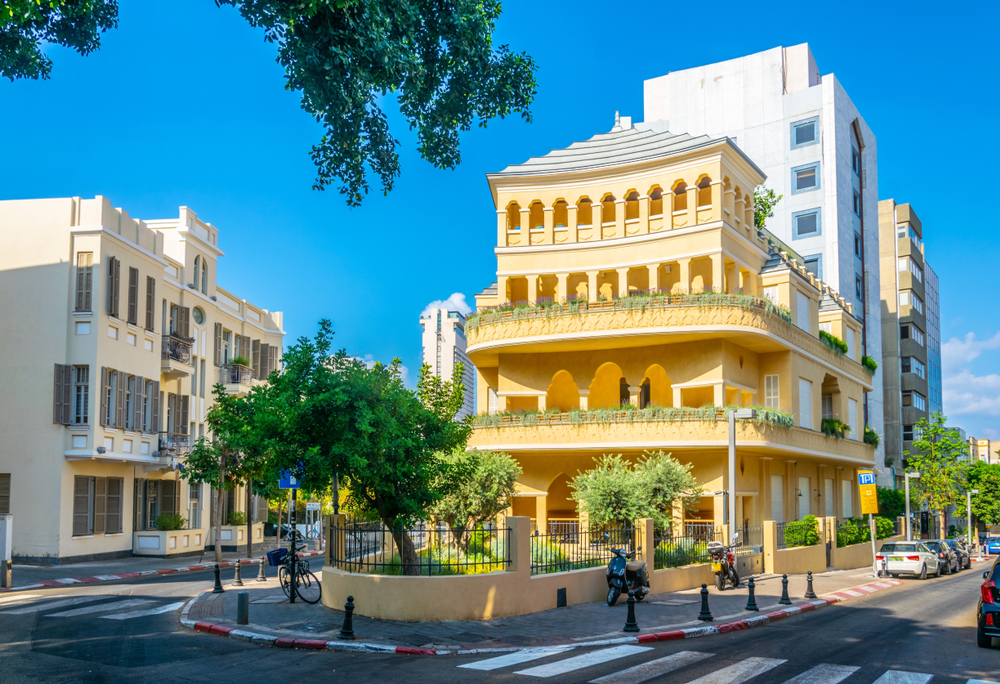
[879,201,939,484]
[0,196,284,564]
[642,43,885,481]
[420,308,475,419]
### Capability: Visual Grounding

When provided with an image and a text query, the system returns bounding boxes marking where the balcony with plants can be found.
[221,356,255,395]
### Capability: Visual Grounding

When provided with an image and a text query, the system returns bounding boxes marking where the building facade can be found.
[0,196,284,564]
[420,307,475,419]
[975,439,997,464]
[466,120,875,532]
[642,43,886,483]
[879,200,937,484]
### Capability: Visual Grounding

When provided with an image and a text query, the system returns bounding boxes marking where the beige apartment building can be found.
[0,196,284,564]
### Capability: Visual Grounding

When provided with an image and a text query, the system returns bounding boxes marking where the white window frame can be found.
[763,286,779,304]
[771,475,784,523]
[842,480,854,518]
[796,291,810,331]
[799,377,813,430]
[765,375,780,409]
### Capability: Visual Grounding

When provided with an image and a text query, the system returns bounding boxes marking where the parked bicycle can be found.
[267,530,322,604]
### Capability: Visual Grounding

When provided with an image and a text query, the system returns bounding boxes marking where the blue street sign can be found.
[278,471,301,490]
[858,472,877,486]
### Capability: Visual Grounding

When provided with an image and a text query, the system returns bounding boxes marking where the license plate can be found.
[890,557,902,561]
[711,562,722,572]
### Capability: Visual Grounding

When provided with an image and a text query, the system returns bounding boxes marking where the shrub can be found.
[227,511,248,526]
[530,537,569,571]
[861,355,879,374]
[230,356,251,367]
[156,514,187,531]
[655,539,709,568]
[467,528,506,561]
[821,418,851,440]
[837,516,894,546]
[784,515,819,547]
[819,331,848,355]
[864,426,880,448]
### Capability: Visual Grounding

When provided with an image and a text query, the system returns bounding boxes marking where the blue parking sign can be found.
[858,472,877,486]
[278,471,301,490]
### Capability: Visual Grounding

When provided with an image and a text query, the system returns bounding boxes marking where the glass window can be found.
[851,147,861,175]
[854,232,862,258]
[793,209,821,238]
[792,163,820,194]
[765,374,780,409]
[763,286,779,304]
[853,191,861,217]
[901,324,925,346]
[898,256,923,282]
[855,276,863,299]
[791,117,818,148]
[803,255,822,279]
[74,366,89,425]
[903,424,914,441]
[903,391,927,411]
[192,307,205,325]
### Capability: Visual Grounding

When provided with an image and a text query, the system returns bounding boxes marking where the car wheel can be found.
[942,561,950,575]
[919,564,928,580]
[978,627,993,648]
[935,562,942,578]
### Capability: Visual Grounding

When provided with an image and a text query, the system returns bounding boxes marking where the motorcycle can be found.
[707,532,740,591]
[605,544,650,606]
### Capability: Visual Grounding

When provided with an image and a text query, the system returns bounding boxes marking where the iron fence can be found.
[653,526,723,570]
[161,334,192,365]
[530,525,633,576]
[776,521,789,550]
[328,518,509,576]
[894,518,903,536]
[735,524,764,556]
[221,363,254,386]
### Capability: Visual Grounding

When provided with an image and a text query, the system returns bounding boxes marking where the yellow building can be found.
[0,196,284,564]
[466,118,876,532]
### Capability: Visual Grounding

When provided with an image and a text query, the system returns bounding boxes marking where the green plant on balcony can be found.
[820,417,851,440]
[473,404,795,430]
[818,330,848,355]
[864,426,880,448]
[155,514,187,531]
[229,356,251,367]
[861,355,878,374]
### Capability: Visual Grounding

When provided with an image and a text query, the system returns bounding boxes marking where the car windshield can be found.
[925,542,941,551]
[882,543,918,553]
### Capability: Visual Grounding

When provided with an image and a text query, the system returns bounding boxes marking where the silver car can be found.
[876,541,942,579]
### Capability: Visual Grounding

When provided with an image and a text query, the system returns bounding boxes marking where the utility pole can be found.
[968,489,980,553]
[905,472,920,541]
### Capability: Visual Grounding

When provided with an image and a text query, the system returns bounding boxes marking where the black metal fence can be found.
[653,526,723,570]
[776,522,789,550]
[530,525,633,576]
[328,518,510,576]
[735,524,764,556]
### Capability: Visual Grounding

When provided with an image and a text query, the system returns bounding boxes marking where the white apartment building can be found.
[642,43,886,481]
[0,196,284,564]
[420,308,475,419]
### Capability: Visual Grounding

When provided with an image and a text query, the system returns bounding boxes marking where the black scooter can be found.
[605,544,650,606]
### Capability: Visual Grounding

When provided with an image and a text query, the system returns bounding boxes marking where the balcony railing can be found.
[222,363,255,387]
[161,334,192,365]
[158,431,190,456]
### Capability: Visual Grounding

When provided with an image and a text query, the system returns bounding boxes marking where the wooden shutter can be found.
[53,363,71,425]
[251,339,261,377]
[133,375,144,431]
[145,277,156,331]
[99,367,109,427]
[179,396,190,434]
[76,252,93,312]
[213,323,222,366]
[0,474,10,515]
[115,370,126,429]
[108,257,120,317]
[161,480,176,518]
[73,476,91,536]
[255,495,268,524]
[151,381,160,433]
[93,477,106,534]
[178,306,191,338]
[239,335,250,362]
[106,478,122,533]
[268,345,278,376]
[127,267,139,325]
[259,343,270,378]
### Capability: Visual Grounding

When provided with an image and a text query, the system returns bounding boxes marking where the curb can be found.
[178,578,904,656]
[0,551,325,593]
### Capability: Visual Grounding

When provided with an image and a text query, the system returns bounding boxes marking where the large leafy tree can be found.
[429,447,521,546]
[3,1,536,205]
[967,460,1000,529]
[876,486,917,521]
[905,412,968,539]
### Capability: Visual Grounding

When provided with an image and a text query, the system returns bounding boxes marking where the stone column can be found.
[520,207,531,232]
[497,275,508,305]
[672,386,683,408]
[535,496,548,534]
[711,180,724,222]
[568,204,579,243]
[710,253,724,293]
[635,518,655,566]
[615,199,625,236]
[647,264,660,293]
[686,185,699,226]
[638,194,650,234]
[714,382,725,407]
[763,520,778,574]
[676,258,691,294]
[628,385,641,408]
[726,261,739,294]
[537,394,547,412]
[616,267,629,298]
[507,516,531,576]
[527,275,538,304]
[591,202,603,236]
[496,209,507,246]
[543,206,554,245]
[586,271,599,303]
[578,389,590,410]
[734,196,746,227]
[724,189,736,219]
[556,273,568,303]
[665,191,675,228]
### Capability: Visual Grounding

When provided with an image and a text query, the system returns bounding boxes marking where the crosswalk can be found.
[0,592,184,621]
[457,646,999,684]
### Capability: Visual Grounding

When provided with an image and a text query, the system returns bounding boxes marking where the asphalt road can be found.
[0,564,996,684]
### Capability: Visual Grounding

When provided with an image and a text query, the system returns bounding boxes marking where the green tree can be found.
[876,486,917,521]
[753,185,783,229]
[967,460,1000,529]
[636,450,701,529]
[570,455,642,529]
[1,0,118,80]
[905,412,968,539]
[429,447,521,546]
[3,2,537,205]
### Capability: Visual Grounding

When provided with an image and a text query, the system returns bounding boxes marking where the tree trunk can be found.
[387,523,420,576]
[246,478,253,559]
[214,463,226,563]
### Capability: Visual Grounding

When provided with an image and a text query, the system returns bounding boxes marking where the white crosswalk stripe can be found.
[458,647,573,671]
[683,657,787,684]
[101,601,186,620]
[46,599,155,618]
[968,680,1000,684]
[0,593,41,606]
[589,650,715,684]
[780,664,860,684]
[871,672,933,684]
[1,596,106,615]
[514,645,653,678]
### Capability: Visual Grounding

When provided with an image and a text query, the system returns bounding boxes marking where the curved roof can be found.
[490,119,765,179]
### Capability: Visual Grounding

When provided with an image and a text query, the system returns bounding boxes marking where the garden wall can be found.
[831,534,905,570]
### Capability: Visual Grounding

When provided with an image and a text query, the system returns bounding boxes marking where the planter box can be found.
[132,529,205,557]
[206,523,264,552]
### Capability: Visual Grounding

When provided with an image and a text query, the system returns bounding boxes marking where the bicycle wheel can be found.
[295,570,322,604]
[278,565,291,598]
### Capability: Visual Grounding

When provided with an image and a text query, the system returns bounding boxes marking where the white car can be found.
[876,542,942,579]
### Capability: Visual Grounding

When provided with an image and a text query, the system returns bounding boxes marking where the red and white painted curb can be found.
[0,551,324,593]
[178,578,905,656]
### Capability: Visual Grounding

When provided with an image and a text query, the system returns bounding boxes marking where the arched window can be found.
[577,197,593,226]
[649,186,663,216]
[553,200,568,228]
[529,201,544,230]
[193,256,201,289]
[673,182,688,212]
[697,177,713,207]
[625,191,640,221]
[201,260,208,294]
[601,194,616,224]
[507,202,521,231]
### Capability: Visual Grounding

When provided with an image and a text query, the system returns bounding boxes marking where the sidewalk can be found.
[183,566,911,652]
[2,540,324,592]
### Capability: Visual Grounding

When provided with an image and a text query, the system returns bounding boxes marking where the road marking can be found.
[683,657,787,684]
[46,599,155,617]
[94,575,123,581]
[872,672,933,684]
[514,645,653,678]
[0,594,41,605]
[100,601,186,620]
[459,647,574,671]
[841,590,863,597]
[589,650,714,684]
[1,596,107,615]
[54,578,82,584]
[780,664,860,684]
[967,680,999,684]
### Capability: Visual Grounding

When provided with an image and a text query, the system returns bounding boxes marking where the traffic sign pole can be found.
[858,470,879,576]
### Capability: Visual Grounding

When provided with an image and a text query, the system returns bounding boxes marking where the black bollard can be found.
[804,571,817,599]
[698,583,714,621]
[623,591,639,632]
[212,564,225,593]
[256,557,267,582]
[338,596,356,640]
[779,574,792,605]
[232,559,244,586]
[745,576,759,611]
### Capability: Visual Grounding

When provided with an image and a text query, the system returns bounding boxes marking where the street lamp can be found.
[968,489,980,553]
[905,472,920,541]
[728,408,755,540]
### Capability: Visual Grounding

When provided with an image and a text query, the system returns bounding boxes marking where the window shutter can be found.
[99,367,109,427]
[178,306,191,339]
[251,339,261,377]
[214,323,222,366]
[145,277,156,331]
[133,375,144,431]
[259,343,270,378]
[0,474,11,515]
[179,396,190,434]
[127,267,139,325]
[239,335,251,362]
[161,480,176,518]
[106,478,122,533]
[53,363,71,425]
[73,476,91,536]
[76,252,93,312]
[268,345,278,377]
[108,257,120,317]
[256,495,268,523]
[93,477,106,535]
[116,370,126,429]
[150,381,160,434]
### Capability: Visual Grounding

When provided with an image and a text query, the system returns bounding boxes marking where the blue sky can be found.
[2,1,999,438]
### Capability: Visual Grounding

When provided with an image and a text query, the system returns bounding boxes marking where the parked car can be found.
[925,540,959,574]
[978,558,1000,648]
[986,537,1000,556]
[876,542,942,579]
[941,539,971,570]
